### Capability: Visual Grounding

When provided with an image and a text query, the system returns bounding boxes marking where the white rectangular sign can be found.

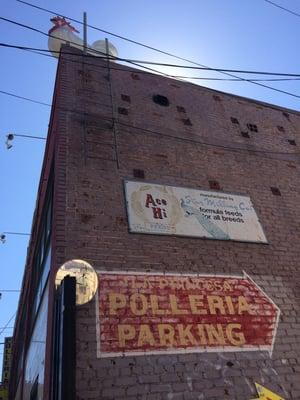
[124,181,267,243]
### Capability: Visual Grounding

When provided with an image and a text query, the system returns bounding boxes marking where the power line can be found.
[118,121,300,156]
[0,89,51,107]
[263,0,300,18]
[2,232,30,236]
[0,87,299,158]
[0,14,300,98]
[0,291,20,293]
[0,313,16,337]
[0,16,175,80]
[3,42,300,79]
[7,44,300,82]
[11,2,300,98]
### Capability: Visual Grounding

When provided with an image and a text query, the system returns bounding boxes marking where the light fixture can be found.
[0,234,6,244]
[5,133,14,150]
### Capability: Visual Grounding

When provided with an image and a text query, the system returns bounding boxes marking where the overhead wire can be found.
[263,0,300,18]
[11,1,300,98]
[0,313,16,337]
[1,87,299,158]
[2,42,300,81]
[0,16,174,80]
[0,89,51,107]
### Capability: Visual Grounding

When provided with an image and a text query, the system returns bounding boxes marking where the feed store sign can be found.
[124,181,267,243]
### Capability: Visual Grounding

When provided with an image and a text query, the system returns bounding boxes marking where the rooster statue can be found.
[48,16,118,59]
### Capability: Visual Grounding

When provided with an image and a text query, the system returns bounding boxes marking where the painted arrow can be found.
[250,383,285,400]
[97,270,280,357]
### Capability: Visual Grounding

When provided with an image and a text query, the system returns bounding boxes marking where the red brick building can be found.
[9,45,300,399]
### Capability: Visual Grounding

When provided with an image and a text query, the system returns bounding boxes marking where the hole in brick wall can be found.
[283,111,290,120]
[177,106,186,113]
[155,153,168,159]
[213,95,221,102]
[131,73,140,80]
[118,107,129,115]
[133,169,145,179]
[271,187,281,196]
[288,139,296,146]
[247,123,258,132]
[152,94,170,107]
[209,180,221,190]
[182,118,193,126]
[115,216,127,226]
[277,125,285,132]
[241,131,250,138]
[231,117,239,124]
[80,214,93,224]
[226,361,234,368]
[121,94,131,103]
[287,163,296,169]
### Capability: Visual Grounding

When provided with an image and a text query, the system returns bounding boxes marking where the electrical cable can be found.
[0,89,51,107]
[2,37,300,99]
[0,290,20,293]
[0,16,174,80]
[1,87,299,157]
[118,121,300,156]
[263,0,300,18]
[2,232,30,236]
[1,42,299,82]
[3,42,300,80]
[11,2,300,98]
[0,313,16,338]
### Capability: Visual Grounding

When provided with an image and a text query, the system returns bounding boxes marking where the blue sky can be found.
[1,0,300,377]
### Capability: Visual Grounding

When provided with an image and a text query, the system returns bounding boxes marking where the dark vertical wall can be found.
[49,47,300,399]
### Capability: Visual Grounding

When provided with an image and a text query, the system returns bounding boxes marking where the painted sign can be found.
[96,271,280,357]
[124,181,267,243]
[1,337,12,385]
[250,383,284,400]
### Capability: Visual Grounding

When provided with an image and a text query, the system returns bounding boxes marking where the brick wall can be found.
[54,47,300,399]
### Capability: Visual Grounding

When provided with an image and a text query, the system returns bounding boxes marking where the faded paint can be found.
[97,271,279,357]
[125,181,267,243]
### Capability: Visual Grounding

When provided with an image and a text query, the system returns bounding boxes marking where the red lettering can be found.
[152,207,163,219]
[145,194,156,208]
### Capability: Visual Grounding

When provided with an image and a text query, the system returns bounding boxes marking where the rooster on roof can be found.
[48,16,118,59]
